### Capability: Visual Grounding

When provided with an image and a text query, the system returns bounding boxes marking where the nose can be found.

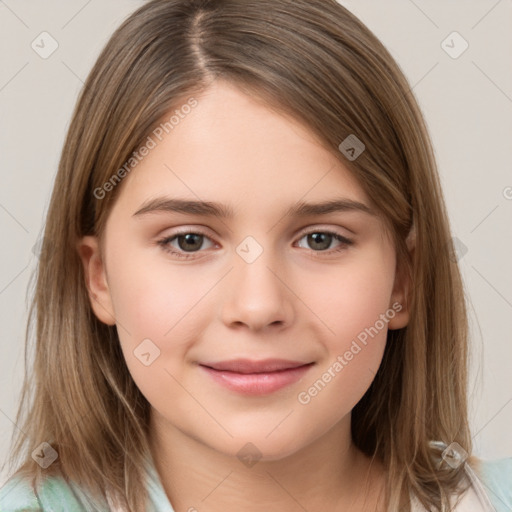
[220,245,294,332]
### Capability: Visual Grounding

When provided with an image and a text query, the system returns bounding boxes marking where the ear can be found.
[387,226,415,330]
[76,235,116,326]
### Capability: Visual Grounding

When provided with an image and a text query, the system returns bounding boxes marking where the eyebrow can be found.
[132,197,376,219]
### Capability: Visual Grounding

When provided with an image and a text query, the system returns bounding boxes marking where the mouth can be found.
[200,358,313,373]
[198,359,315,395]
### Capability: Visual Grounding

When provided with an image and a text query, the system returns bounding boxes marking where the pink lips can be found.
[199,358,314,395]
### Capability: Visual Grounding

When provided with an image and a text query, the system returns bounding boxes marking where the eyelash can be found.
[156,228,354,260]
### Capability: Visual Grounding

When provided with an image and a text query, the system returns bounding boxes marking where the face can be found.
[78,80,409,461]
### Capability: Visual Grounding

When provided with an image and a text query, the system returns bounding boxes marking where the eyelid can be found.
[165,226,215,240]
[295,224,353,240]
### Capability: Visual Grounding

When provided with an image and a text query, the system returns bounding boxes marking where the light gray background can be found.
[1,0,511,486]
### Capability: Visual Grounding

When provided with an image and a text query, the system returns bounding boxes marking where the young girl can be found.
[0,0,510,511]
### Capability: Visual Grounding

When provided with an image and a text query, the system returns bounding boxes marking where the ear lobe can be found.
[388,226,415,330]
[76,236,116,326]
[387,277,410,330]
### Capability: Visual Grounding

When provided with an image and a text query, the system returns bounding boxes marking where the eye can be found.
[295,230,353,254]
[157,230,215,259]
[157,228,354,260]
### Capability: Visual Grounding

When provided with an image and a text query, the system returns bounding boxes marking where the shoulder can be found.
[473,456,512,512]
[0,474,42,511]
[0,472,94,511]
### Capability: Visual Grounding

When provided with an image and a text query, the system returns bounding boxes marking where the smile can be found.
[198,361,315,395]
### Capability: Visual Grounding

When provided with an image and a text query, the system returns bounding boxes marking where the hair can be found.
[3,0,477,510]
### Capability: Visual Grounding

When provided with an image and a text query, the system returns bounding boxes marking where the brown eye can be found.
[157,230,216,259]
[306,232,333,251]
[176,233,205,252]
[296,230,353,253]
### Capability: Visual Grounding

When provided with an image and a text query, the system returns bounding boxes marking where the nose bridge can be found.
[220,234,293,330]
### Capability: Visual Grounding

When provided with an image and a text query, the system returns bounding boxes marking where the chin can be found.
[208,431,306,465]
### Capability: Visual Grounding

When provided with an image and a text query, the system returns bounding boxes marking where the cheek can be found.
[107,249,214,339]
[296,297,390,426]
[306,250,396,342]
[296,338,385,440]
[105,252,219,399]
[294,251,394,409]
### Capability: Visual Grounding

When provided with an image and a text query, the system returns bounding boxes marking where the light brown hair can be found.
[4,0,475,510]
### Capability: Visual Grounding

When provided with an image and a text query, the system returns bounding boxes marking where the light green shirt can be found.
[1,454,511,511]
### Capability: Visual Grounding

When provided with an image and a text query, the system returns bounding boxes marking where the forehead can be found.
[110,80,373,220]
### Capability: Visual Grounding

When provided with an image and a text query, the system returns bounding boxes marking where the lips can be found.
[200,358,312,374]
[198,359,315,395]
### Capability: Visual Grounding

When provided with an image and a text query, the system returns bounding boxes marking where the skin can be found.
[78,80,411,511]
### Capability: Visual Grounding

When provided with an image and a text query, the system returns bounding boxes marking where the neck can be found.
[148,411,386,512]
